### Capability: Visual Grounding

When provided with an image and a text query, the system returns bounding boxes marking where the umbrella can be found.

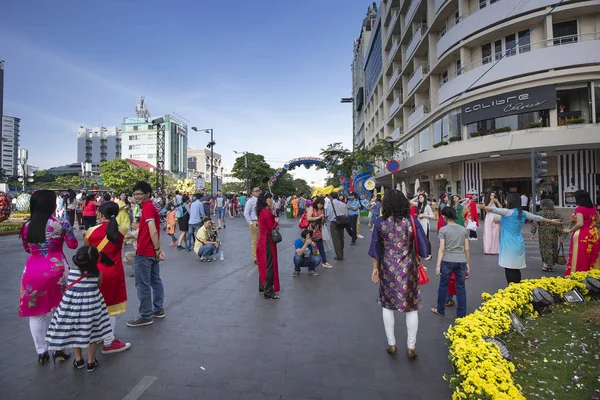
[401,181,407,195]
[414,178,420,194]
[381,186,385,195]
[396,183,401,191]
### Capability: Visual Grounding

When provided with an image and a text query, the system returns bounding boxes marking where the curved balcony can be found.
[438,34,600,105]
[404,0,422,33]
[436,0,561,59]
[406,23,427,63]
[408,101,431,131]
[407,62,430,95]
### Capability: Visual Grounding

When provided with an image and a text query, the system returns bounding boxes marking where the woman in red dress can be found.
[256,192,280,299]
[85,201,131,354]
[564,190,600,276]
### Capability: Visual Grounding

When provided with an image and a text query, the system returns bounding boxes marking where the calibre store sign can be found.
[461,85,556,125]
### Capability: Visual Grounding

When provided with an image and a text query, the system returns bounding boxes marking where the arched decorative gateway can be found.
[269,157,376,205]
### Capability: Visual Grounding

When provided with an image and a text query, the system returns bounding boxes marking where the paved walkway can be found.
[0,217,567,400]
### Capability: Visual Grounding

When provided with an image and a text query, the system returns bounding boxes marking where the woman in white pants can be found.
[368,190,428,359]
[19,190,78,365]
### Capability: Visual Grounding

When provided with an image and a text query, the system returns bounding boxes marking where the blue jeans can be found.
[215,208,225,219]
[187,223,201,251]
[315,239,327,264]
[293,254,321,271]
[436,261,467,318]
[134,255,165,318]
[197,244,217,259]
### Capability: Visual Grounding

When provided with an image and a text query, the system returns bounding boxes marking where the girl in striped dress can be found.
[45,246,113,372]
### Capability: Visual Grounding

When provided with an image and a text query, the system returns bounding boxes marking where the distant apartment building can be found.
[187,148,223,189]
[77,126,122,171]
[1,115,19,177]
[0,61,5,173]
[121,115,188,177]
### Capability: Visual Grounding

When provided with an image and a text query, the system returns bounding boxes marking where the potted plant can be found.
[566,116,586,125]
[449,136,462,143]
[469,132,482,138]
[525,122,543,129]
[491,126,511,134]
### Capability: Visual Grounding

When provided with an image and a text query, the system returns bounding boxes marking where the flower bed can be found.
[0,220,25,235]
[444,270,600,400]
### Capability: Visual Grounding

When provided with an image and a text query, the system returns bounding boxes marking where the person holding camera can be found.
[293,229,322,277]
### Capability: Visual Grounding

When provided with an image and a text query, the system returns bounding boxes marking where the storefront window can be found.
[594,82,600,123]
[449,111,461,140]
[557,84,591,125]
[433,114,450,145]
[467,110,550,137]
[418,128,429,152]
[406,137,415,158]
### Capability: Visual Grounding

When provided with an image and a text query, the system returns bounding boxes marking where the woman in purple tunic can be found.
[369,190,429,360]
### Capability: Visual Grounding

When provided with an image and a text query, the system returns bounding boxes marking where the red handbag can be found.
[410,216,430,285]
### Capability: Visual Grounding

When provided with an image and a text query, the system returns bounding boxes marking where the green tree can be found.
[34,170,56,183]
[293,178,312,196]
[54,175,96,189]
[100,159,152,193]
[231,153,274,191]
[222,181,246,194]
[320,140,398,178]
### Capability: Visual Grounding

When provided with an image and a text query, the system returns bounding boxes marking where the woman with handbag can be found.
[463,195,479,241]
[256,192,281,299]
[478,193,561,284]
[307,196,332,268]
[483,191,502,255]
[368,190,428,360]
[531,198,563,272]
[562,190,600,276]
[430,207,470,318]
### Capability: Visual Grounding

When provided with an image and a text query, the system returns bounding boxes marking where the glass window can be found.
[133,126,138,131]
[494,40,502,60]
[518,30,531,53]
[433,119,443,144]
[467,110,550,136]
[595,82,600,123]
[419,128,430,151]
[557,84,591,125]
[482,43,492,64]
[479,0,486,9]
[449,111,461,139]
[406,137,415,158]
[456,59,462,75]
[553,20,578,45]
[455,11,459,25]
[505,34,516,56]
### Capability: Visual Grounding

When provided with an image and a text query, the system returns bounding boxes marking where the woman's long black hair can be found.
[98,201,121,244]
[255,192,273,219]
[72,245,114,277]
[505,193,523,220]
[85,194,95,206]
[574,190,594,208]
[416,194,428,214]
[25,190,57,244]
[484,190,496,206]
[382,190,410,221]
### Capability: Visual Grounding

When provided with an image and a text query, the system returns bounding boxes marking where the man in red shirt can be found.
[127,181,166,327]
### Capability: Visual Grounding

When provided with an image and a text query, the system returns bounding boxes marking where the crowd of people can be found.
[16,178,599,369]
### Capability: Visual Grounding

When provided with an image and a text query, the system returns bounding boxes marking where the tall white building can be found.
[77,126,122,169]
[188,148,223,189]
[121,115,188,177]
[355,0,600,208]
[2,115,20,177]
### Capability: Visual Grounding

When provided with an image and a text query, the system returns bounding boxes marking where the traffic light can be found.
[534,151,548,190]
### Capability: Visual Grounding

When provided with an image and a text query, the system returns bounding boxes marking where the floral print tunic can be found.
[19,217,78,317]
[566,206,600,276]
[368,217,422,312]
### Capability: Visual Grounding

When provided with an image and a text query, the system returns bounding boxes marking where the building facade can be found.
[0,61,5,175]
[77,126,122,169]
[121,115,188,177]
[1,115,19,177]
[352,7,379,149]
[357,0,600,208]
[187,148,223,190]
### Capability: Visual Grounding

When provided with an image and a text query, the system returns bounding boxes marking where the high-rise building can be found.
[2,115,20,177]
[121,115,188,177]
[0,60,5,173]
[77,126,122,169]
[352,7,378,150]
[356,0,600,208]
[187,148,223,189]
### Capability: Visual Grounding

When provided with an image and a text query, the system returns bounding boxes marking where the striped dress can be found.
[45,268,112,350]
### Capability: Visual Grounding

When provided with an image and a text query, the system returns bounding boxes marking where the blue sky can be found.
[1,0,370,185]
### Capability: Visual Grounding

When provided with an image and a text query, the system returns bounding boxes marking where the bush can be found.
[0,220,24,233]
[566,116,586,125]
[449,136,462,142]
[469,132,482,138]
[10,212,30,219]
[445,270,600,400]
[525,122,543,129]
[491,126,511,134]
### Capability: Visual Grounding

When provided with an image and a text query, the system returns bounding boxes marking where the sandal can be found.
[430,308,444,317]
[445,300,455,307]
[542,265,552,272]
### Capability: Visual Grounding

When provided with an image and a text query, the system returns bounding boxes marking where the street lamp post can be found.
[192,127,215,194]
[234,150,250,195]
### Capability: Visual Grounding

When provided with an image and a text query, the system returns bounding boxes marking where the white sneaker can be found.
[357,234,364,239]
